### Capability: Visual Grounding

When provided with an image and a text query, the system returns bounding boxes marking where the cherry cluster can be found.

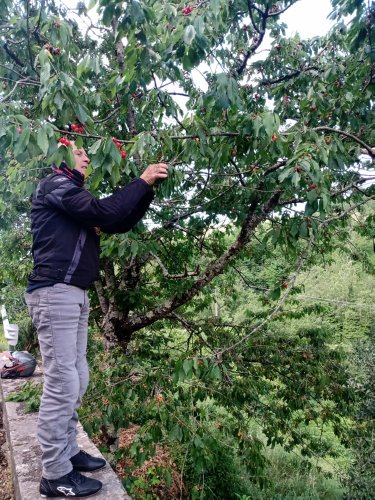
[59,137,71,146]
[181,5,194,15]
[71,123,85,133]
[112,138,127,159]
[44,43,61,56]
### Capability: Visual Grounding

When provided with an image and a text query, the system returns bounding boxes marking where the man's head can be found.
[72,143,90,176]
[58,140,90,176]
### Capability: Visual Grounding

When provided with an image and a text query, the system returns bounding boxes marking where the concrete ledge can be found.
[0,365,130,499]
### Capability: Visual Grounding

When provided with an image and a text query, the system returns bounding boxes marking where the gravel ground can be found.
[0,402,14,500]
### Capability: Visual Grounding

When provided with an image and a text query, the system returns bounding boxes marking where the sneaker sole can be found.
[40,488,102,498]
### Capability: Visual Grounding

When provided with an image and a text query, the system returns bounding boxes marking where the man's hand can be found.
[140,163,169,186]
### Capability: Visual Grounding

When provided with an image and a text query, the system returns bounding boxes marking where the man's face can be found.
[73,146,90,176]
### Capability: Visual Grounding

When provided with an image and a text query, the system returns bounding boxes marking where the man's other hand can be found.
[140,163,169,186]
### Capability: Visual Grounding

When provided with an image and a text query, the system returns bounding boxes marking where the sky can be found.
[189,0,335,92]
[78,0,335,39]
[281,0,333,38]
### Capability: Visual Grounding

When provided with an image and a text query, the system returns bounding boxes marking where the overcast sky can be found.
[80,0,335,39]
[282,0,333,38]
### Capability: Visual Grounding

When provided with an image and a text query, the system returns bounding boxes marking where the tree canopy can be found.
[1,0,374,349]
[1,1,374,496]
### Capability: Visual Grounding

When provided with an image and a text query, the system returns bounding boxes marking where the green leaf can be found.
[169,425,183,442]
[278,167,293,182]
[37,128,49,155]
[270,287,281,300]
[88,140,102,155]
[183,358,193,375]
[193,435,204,448]
[54,92,64,110]
[184,25,196,45]
[66,147,76,169]
[14,128,31,157]
[307,189,318,203]
[0,118,6,138]
[210,0,221,15]
[130,240,139,256]
[40,62,51,85]
[291,171,300,187]
[76,105,89,124]
[262,112,277,138]
[300,221,308,238]
[194,16,204,37]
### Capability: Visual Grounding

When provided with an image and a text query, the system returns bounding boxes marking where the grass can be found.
[0,325,8,351]
[259,446,345,499]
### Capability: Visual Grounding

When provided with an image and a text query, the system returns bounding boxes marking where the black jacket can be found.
[26,172,154,291]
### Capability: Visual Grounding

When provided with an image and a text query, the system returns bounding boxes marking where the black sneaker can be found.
[71,450,106,472]
[40,469,102,497]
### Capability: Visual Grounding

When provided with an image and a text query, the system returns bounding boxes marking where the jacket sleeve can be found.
[100,189,154,234]
[44,177,154,230]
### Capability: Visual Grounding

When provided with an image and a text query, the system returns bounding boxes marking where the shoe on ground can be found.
[71,450,106,472]
[40,469,102,497]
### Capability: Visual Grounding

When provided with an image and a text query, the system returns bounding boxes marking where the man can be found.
[25,141,168,497]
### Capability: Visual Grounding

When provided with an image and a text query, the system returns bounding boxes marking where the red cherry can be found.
[71,124,77,130]
[281,283,288,289]
[311,183,317,189]
[121,150,127,159]
[271,134,278,142]
[59,137,70,146]
[17,127,22,134]
[112,137,120,145]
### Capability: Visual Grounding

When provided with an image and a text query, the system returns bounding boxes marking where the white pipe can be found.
[1,304,9,331]
[1,304,19,351]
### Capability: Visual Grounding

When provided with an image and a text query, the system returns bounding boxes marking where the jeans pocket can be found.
[24,292,40,308]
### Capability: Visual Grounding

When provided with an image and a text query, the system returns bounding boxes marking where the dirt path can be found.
[0,401,14,500]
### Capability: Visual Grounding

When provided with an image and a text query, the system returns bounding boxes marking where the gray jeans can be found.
[25,283,90,479]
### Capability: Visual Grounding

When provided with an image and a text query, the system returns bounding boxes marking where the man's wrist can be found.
[139,176,154,188]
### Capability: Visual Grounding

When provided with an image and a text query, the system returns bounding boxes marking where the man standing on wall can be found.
[25,141,168,498]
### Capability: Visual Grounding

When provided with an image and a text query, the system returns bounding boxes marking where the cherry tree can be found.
[0,0,374,352]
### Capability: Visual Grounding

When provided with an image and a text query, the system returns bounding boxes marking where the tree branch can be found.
[216,235,314,357]
[260,65,319,85]
[236,2,269,76]
[94,278,109,315]
[151,252,199,279]
[3,41,25,67]
[313,126,375,158]
[117,189,282,338]
[229,157,246,186]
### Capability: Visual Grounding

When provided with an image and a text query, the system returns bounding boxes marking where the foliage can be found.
[0,0,374,349]
[5,380,42,413]
[78,226,374,497]
[344,335,375,499]
[0,0,374,497]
